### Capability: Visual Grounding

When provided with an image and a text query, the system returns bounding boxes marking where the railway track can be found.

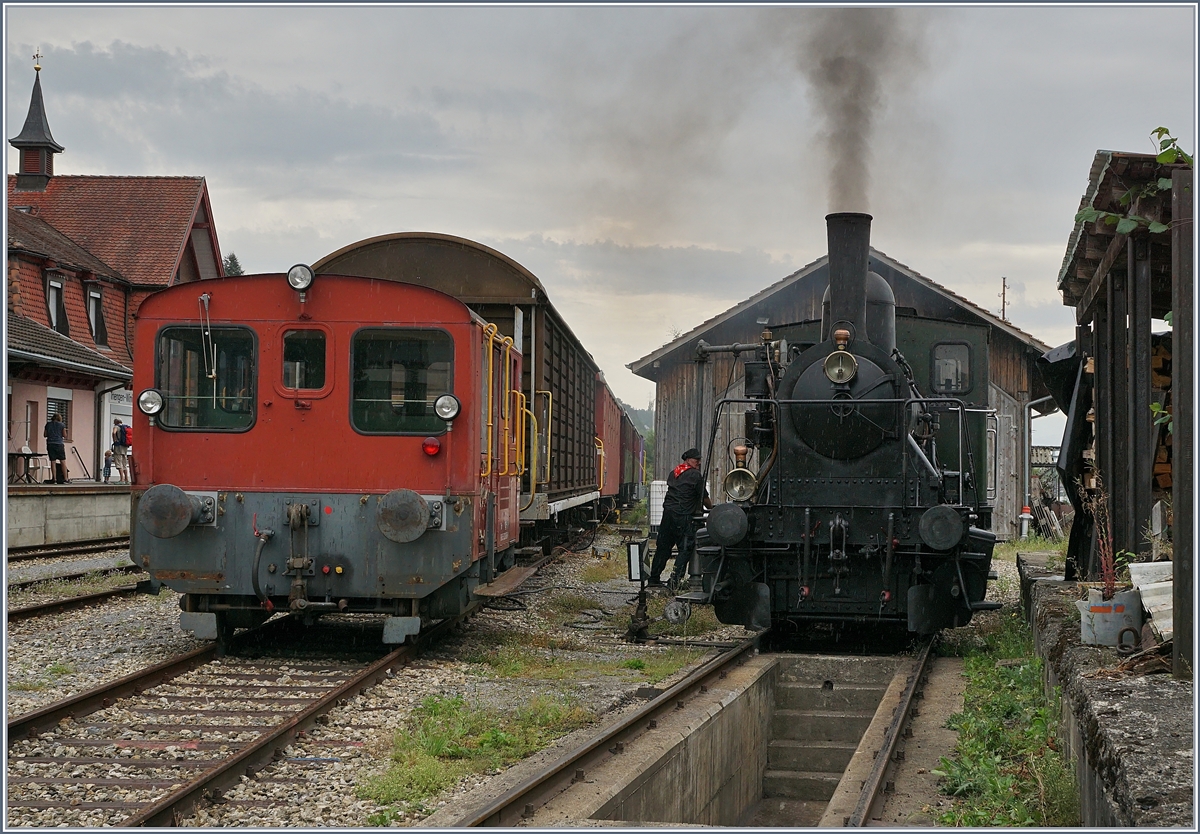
[6,613,467,827]
[7,537,131,564]
[7,584,143,622]
[7,563,144,593]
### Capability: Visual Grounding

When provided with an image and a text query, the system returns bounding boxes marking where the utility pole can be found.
[999,276,1009,321]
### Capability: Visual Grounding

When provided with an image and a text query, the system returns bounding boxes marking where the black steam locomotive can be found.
[683,213,1000,635]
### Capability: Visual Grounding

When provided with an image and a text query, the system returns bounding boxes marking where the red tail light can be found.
[422,437,441,456]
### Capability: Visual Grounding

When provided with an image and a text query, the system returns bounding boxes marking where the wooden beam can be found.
[1171,167,1193,680]
[1076,232,1128,323]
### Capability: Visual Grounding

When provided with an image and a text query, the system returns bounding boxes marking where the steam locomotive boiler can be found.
[685,213,1000,635]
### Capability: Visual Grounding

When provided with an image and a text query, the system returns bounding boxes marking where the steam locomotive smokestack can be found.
[826,212,872,341]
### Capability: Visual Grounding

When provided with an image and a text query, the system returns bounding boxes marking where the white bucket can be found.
[649,480,668,527]
[1076,587,1143,647]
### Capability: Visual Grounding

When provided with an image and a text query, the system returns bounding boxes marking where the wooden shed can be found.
[1055,149,1192,677]
[628,247,1051,541]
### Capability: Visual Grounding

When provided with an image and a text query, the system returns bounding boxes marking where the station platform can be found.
[1018,552,1192,827]
[7,482,131,548]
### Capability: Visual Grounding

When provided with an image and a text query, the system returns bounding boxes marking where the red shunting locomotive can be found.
[131,267,528,643]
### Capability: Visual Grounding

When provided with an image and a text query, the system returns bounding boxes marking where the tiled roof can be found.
[7,207,122,280]
[7,311,132,380]
[7,175,204,286]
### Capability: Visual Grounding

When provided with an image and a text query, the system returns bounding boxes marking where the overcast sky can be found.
[6,4,1196,443]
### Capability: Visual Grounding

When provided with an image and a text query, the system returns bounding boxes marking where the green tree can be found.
[222,252,245,276]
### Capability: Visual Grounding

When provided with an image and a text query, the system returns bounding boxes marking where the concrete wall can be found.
[595,655,776,825]
[7,487,130,547]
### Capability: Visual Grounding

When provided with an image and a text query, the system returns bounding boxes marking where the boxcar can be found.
[314,234,603,540]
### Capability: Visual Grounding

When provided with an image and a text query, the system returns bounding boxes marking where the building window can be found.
[87,289,108,346]
[46,278,68,336]
[46,398,70,441]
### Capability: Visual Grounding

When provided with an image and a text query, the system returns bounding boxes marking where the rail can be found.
[7,584,141,622]
[7,537,131,563]
[845,637,936,827]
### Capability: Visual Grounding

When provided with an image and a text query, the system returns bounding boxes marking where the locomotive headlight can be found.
[723,467,757,501]
[824,349,858,383]
[434,394,461,420]
[137,388,164,415]
[286,264,316,291]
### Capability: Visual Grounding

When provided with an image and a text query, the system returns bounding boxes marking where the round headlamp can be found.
[434,394,461,420]
[287,264,315,291]
[137,388,164,415]
[722,467,757,501]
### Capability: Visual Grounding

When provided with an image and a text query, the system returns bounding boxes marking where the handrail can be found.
[537,389,553,486]
[514,391,527,474]
[480,324,498,478]
[594,436,605,492]
[520,405,539,512]
[500,338,515,475]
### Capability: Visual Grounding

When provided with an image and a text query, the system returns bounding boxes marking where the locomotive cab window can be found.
[351,329,453,434]
[931,343,971,394]
[157,326,256,430]
[282,330,326,390]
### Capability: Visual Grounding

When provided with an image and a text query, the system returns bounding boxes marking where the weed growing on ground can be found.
[992,534,1065,564]
[580,555,627,584]
[8,677,47,691]
[358,693,593,818]
[544,592,603,626]
[933,607,1080,826]
[45,661,74,677]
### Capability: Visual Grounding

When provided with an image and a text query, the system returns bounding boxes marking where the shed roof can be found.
[7,311,132,380]
[6,175,208,287]
[628,247,1051,378]
[1057,150,1181,315]
[7,207,122,280]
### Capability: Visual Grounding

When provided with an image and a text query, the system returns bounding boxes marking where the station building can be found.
[6,64,226,487]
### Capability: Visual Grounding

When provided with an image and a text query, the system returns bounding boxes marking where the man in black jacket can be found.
[648,447,711,589]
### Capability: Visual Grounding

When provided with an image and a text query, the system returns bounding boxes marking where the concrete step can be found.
[776,681,888,711]
[768,738,858,772]
[762,769,844,801]
[772,708,875,742]
[776,655,899,686]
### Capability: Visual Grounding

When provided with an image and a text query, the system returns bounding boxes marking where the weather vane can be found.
[33,49,42,72]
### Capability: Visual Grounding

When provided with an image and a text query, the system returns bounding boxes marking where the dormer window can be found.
[46,275,68,336]
[87,288,108,346]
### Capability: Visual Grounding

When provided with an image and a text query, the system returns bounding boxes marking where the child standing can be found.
[102,450,114,483]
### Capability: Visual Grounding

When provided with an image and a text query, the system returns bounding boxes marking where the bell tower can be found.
[9,51,64,192]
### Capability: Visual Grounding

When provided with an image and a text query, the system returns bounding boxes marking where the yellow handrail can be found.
[480,324,498,477]
[537,389,552,485]
[594,436,606,492]
[500,337,515,475]
[514,391,527,474]
[519,405,539,512]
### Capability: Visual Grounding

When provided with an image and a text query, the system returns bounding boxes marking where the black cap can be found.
[681,448,701,461]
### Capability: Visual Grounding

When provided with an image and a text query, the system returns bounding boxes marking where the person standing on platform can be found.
[43,413,67,484]
[647,447,711,590]
[112,418,131,484]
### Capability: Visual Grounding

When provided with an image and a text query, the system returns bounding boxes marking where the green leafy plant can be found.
[1074,127,1191,235]
[933,614,1079,826]
[1150,401,1173,434]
